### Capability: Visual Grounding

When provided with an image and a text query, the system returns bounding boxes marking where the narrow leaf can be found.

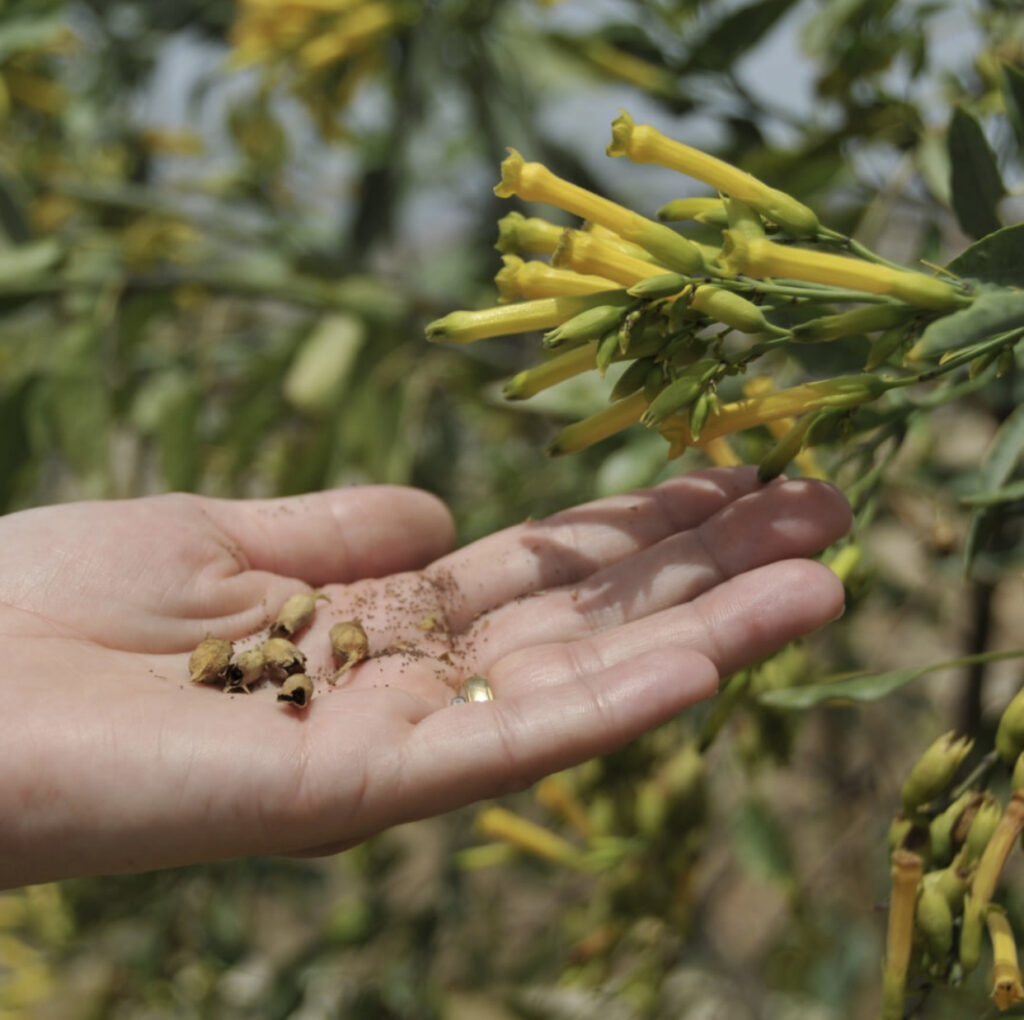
[946,224,1024,288]
[1002,62,1024,151]
[948,107,1006,239]
[960,479,1024,507]
[964,404,1024,573]
[683,0,800,73]
[758,650,1024,710]
[914,287,1024,359]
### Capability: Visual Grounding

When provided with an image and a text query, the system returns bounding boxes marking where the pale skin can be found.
[0,466,851,889]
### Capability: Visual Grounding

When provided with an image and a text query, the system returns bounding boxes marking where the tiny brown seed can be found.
[329,620,369,681]
[189,637,233,685]
[277,673,313,709]
[226,648,266,693]
[262,637,306,681]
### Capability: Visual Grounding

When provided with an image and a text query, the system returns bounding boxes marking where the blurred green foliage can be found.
[0,1,1023,1017]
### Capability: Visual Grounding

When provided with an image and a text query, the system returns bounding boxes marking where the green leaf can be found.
[683,0,801,73]
[914,287,1024,358]
[964,403,1024,573]
[948,107,1006,240]
[960,479,1024,507]
[0,238,63,283]
[1002,62,1024,152]
[759,649,1024,710]
[946,224,1024,288]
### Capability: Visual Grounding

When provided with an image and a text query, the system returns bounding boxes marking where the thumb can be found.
[201,485,455,585]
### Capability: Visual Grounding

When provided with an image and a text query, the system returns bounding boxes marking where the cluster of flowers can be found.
[427,111,973,477]
[229,0,413,137]
[884,690,1024,1015]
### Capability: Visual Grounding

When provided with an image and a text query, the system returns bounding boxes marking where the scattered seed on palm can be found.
[330,620,369,680]
[270,591,324,638]
[189,637,233,685]
[262,637,306,681]
[277,673,313,709]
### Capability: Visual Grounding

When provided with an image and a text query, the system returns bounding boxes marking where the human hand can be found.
[0,467,850,888]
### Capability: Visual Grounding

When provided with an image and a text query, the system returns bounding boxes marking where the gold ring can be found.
[451,675,494,704]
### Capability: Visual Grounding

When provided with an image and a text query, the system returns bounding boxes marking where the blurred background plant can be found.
[0,0,1022,1017]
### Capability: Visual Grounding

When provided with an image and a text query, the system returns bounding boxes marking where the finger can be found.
[324,645,721,843]
[198,486,455,586]
[455,479,850,661]
[490,558,845,696]
[425,467,762,630]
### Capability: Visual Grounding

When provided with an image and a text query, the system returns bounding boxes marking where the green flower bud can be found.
[791,303,915,345]
[865,326,908,370]
[962,794,1003,869]
[928,791,977,865]
[996,686,1024,764]
[656,197,727,225]
[916,875,955,962]
[901,731,973,815]
[610,356,656,401]
[1012,751,1024,792]
[690,285,786,336]
[626,272,689,299]
[757,414,815,483]
[544,302,634,349]
[888,814,913,855]
[641,359,718,427]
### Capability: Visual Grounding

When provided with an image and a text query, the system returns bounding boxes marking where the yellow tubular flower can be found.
[548,392,647,455]
[988,909,1024,1011]
[660,374,888,456]
[720,231,967,312]
[703,436,742,466]
[554,229,668,286]
[495,255,618,301]
[426,292,629,344]
[657,196,727,224]
[495,149,705,274]
[475,806,585,868]
[298,4,397,70]
[882,849,923,1020]
[585,223,660,263]
[495,212,566,255]
[609,111,819,236]
[503,343,597,400]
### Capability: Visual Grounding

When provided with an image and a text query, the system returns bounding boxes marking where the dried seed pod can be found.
[189,637,233,685]
[226,648,266,693]
[270,592,323,638]
[277,674,313,709]
[329,620,369,680]
[262,637,306,681]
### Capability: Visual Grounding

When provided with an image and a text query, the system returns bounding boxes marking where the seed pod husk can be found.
[962,794,1003,868]
[277,673,313,709]
[330,620,369,680]
[997,687,1024,764]
[271,592,321,638]
[916,874,955,962]
[262,637,307,681]
[928,790,977,865]
[189,637,233,685]
[900,730,974,815]
[226,648,266,693]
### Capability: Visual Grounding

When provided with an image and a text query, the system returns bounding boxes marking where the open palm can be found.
[0,467,850,888]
